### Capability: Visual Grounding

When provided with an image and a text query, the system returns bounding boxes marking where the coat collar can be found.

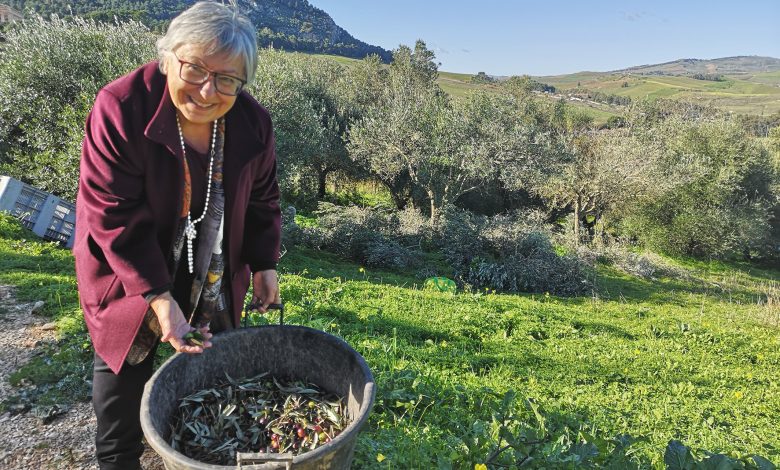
[144,81,180,158]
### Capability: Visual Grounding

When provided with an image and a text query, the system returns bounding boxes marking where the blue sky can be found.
[309,0,780,77]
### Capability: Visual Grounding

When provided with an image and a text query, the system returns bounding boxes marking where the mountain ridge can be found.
[2,0,392,62]
[611,55,780,76]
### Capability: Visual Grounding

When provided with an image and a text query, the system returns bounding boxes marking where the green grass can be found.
[731,71,780,87]
[537,72,780,116]
[535,71,610,88]
[0,214,91,410]
[321,180,396,209]
[304,52,364,67]
[1,213,778,468]
[272,253,780,468]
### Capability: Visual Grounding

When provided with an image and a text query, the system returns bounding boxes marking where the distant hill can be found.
[532,56,780,118]
[613,56,780,77]
[3,0,392,62]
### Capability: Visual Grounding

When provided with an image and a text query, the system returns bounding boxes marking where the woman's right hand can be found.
[149,292,213,353]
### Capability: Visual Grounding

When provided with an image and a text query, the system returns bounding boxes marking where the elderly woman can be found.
[73,2,281,468]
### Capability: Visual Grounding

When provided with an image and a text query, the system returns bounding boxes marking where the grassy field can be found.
[538,72,780,116]
[434,70,618,125]
[1,214,778,468]
[730,71,780,87]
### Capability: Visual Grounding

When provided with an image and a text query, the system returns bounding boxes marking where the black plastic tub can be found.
[140,326,375,470]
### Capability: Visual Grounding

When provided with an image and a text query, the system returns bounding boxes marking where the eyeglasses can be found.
[173,53,246,96]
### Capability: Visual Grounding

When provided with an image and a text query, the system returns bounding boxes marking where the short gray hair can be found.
[157,1,258,85]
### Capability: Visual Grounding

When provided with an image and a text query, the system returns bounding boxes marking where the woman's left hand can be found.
[250,269,280,313]
[150,292,213,353]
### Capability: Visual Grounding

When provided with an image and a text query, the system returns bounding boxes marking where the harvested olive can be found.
[183,330,205,346]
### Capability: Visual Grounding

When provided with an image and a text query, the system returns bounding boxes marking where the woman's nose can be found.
[198,76,218,98]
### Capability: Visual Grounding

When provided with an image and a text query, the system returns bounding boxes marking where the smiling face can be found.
[164,43,246,127]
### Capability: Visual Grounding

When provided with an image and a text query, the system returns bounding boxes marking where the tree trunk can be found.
[390,192,408,210]
[574,196,581,245]
[317,169,328,199]
[428,190,437,222]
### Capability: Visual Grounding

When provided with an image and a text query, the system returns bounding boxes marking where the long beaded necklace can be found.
[175,114,218,274]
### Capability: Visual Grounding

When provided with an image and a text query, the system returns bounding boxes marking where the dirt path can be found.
[0,285,163,469]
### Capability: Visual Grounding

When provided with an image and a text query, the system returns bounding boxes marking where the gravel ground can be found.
[0,285,164,470]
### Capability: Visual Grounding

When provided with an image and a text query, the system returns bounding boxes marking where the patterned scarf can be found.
[126,118,230,365]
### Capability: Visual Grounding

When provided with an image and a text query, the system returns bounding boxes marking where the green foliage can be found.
[0,14,155,199]
[622,109,777,259]
[569,87,633,106]
[3,16,774,265]
[248,50,380,208]
[0,211,31,239]
[248,49,334,206]
[691,73,726,82]
[350,45,548,219]
[604,115,628,129]
[738,112,780,138]
[294,203,426,271]
[321,181,394,209]
[470,71,495,84]
[664,440,776,470]
[502,75,556,93]
[347,41,449,214]
[440,207,590,295]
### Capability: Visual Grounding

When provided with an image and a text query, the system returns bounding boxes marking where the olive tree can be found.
[248,50,323,205]
[349,43,532,220]
[534,127,670,244]
[249,49,371,205]
[623,110,776,258]
[0,14,156,199]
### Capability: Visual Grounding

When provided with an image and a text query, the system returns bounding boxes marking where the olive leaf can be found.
[169,372,349,465]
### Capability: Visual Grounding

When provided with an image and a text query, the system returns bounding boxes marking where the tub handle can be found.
[243,302,285,327]
[236,451,293,469]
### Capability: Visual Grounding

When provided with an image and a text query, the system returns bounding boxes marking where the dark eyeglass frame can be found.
[173,52,246,96]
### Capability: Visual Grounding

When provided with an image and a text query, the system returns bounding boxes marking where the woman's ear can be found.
[159,51,171,75]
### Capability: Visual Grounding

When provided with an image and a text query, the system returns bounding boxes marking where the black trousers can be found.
[92,349,156,470]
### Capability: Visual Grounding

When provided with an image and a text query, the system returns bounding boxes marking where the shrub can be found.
[0,14,156,200]
[0,212,32,240]
[364,238,418,271]
[300,203,422,270]
[575,242,692,281]
[394,206,434,249]
[440,207,589,295]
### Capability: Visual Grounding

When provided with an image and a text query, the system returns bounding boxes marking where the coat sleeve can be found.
[78,89,171,296]
[242,115,282,273]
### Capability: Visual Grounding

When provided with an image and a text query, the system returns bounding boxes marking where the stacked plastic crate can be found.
[0,176,75,248]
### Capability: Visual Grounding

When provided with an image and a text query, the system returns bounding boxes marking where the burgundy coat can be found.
[74,62,281,373]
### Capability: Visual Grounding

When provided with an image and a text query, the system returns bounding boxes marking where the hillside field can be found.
[538,72,780,116]
[1,214,778,468]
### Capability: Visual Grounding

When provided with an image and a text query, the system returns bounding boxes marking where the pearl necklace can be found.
[175,114,217,274]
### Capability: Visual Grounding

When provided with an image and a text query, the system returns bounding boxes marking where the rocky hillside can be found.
[3,0,392,61]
